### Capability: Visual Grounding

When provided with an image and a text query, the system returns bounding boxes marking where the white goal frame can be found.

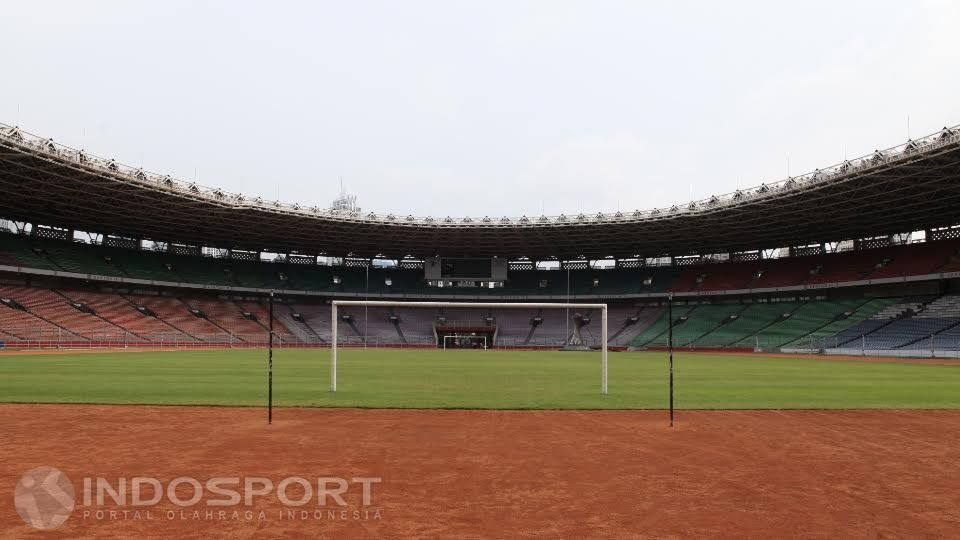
[443,334,488,350]
[331,300,609,394]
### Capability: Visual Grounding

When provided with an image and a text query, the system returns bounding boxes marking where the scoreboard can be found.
[425,257,508,281]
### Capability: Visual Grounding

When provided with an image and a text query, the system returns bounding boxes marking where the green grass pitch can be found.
[0,348,958,409]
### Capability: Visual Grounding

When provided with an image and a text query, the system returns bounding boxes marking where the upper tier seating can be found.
[669,239,960,293]
[5,232,960,297]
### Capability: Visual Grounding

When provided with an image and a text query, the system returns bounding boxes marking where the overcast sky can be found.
[3,1,960,218]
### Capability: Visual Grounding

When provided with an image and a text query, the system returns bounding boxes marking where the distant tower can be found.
[330,179,361,213]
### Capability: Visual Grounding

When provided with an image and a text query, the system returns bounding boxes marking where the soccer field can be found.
[1,348,959,409]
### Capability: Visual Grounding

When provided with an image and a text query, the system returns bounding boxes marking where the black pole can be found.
[268,292,274,424]
[668,294,674,427]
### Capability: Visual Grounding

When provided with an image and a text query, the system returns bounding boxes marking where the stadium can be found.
[3,121,960,354]
[3,3,960,537]
[2,119,960,536]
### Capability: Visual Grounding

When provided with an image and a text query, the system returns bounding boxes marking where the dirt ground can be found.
[1,406,958,538]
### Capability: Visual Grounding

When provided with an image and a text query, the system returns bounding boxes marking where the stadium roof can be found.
[1,122,960,260]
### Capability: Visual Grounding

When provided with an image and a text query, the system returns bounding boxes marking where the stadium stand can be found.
[489,309,532,346]
[0,286,111,340]
[283,302,333,343]
[351,307,405,345]
[273,303,322,344]
[57,289,179,342]
[872,295,960,350]
[869,243,957,279]
[0,295,62,340]
[693,302,803,347]
[669,239,960,293]
[178,298,269,342]
[859,318,952,349]
[42,243,125,278]
[1,122,959,356]
[749,261,818,289]
[937,247,960,273]
[670,264,755,292]
[643,304,745,347]
[735,299,866,349]
[4,233,960,298]
[818,298,932,348]
[607,305,664,346]
[390,308,437,345]
[915,294,960,318]
[124,294,227,342]
[1,281,959,352]
[628,304,698,347]
[2,230,960,351]
[899,304,960,349]
[916,323,960,350]
[781,298,900,349]
[531,310,582,346]
[805,251,876,284]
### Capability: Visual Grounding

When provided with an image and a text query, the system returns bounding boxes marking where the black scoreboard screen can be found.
[440,258,492,279]
[425,257,507,281]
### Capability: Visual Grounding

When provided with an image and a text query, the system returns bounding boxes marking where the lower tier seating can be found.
[0,285,958,352]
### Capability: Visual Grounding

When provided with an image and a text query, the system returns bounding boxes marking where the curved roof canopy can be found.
[1,122,960,260]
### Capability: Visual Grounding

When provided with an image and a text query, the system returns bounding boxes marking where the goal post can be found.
[443,334,488,349]
[330,300,609,395]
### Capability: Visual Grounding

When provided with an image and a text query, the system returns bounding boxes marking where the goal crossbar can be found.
[330,300,608,395]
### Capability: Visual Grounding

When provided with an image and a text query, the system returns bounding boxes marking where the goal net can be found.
[442,334,488,349]
[330,300,609,394]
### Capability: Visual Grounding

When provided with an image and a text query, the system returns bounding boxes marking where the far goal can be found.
[442,334,488,349]
[330,300,609,395]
